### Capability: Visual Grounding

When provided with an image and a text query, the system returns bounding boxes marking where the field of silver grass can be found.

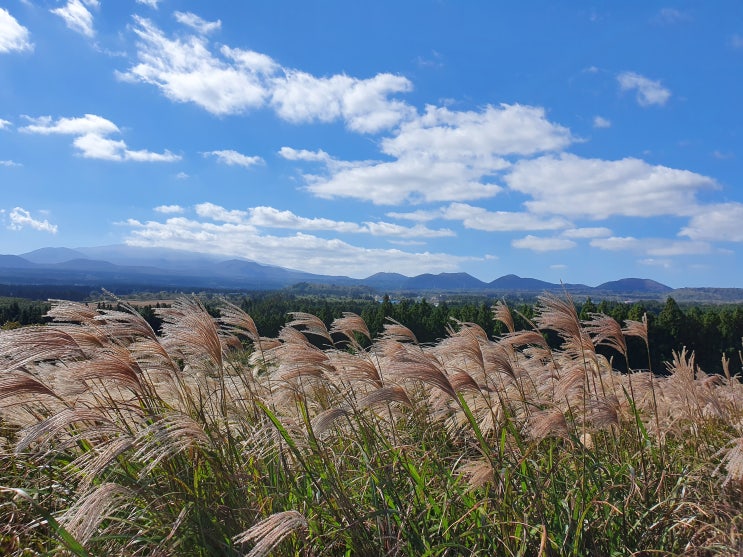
[1,295,741,556]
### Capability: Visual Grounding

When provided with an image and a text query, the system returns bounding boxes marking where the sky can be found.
[1,1,743,287]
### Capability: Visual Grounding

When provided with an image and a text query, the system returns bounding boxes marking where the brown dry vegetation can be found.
[0,294,741,556]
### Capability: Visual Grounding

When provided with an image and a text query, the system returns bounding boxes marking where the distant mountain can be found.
[403,272,488,291]
[21,247,87,264]
[76,245,225,271]
[363,272,409,291]
[596,278,672,294]
[0,255,35,268]
[0,244,692,299]
[488,274,557,291]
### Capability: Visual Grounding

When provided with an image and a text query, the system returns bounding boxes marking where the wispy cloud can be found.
[0,160,21,167]
[301,104,571,205]
[119,16,414,133]
[561,227,612,239]
[506,153,714,219]
[0,8,32,53]
[51,0,98,38]
[154,205,184,214]
[441,203,570,232]
[617,71,671,107]
[203,149,263,168]
[593,116,611,128]
[680,202,743,242]
[278,147,332,163]
[247,205,454,238]
[7,207,57,233]
[512,235,576,252]
[174,11,221,35]
[21,114,180,162]
[123,210,472,278]
[653,8,690,24]
[590,236,712,256]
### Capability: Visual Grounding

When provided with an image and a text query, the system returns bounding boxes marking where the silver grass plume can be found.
[233,510,308,557]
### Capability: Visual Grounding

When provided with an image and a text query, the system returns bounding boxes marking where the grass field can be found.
[0,294,741,556]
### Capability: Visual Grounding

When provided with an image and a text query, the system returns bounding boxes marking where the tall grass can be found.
[0,294,741,555]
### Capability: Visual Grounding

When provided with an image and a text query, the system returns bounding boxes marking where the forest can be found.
[3,290,742,376]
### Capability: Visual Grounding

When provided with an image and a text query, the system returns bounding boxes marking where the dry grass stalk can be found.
[458,458,495,490]
[380,318,418,344]
[286,312,333,344]
[132,412,211,477]
[311,407,350,436]
[357,386,412,411]
[330,312,371,344]
[218,298,260,342]
[720,437,743,487]
[527,408,569,442]
[622,314,649,345]
[492,300,515,334]
[233,510,308,557]
[157,297,225,372]
[59,482,134,545]
[584,313,627,358]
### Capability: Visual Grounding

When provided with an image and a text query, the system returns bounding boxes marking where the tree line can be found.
[2,293,742,376]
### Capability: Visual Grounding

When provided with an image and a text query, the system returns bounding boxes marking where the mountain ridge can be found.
[0,244,735,300]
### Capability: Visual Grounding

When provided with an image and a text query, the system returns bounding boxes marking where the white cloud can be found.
[204,149,263,168]
[123,215,471,277]
[680,203,743,242]
[305,156,503,205]
[385,209,442,223]
[0,8,32,53]
[120,17,413,132]
[0,118,11,129]
[253,206,453,238]
[278,147,332,163]
[593,116,611,128]
[617,71,671,107]
[300,103,572,205]
[589,236,639,251]
[442,203,570,231]
[382,103,572,160]
[21,114,180,162]
[51,0,98,38]
[174,11,221,35]
[270,71,414,133]
[22,114,119,135]
[638,258,672,268]
[655,8,690,24]
[194,202,249,224]
[7,207,57,233]
[120,17,271,115]
[590,236,712,256]
[136,0,160,7]
[0,160,21,167]
[512,235,576,252]
[561,227,612,239]
[154,205,184,214]
[248,206,360,233]
[506,153,715,219]
[175,172,189,179]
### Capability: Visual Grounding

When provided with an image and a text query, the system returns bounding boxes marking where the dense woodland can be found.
[3,290,742,376]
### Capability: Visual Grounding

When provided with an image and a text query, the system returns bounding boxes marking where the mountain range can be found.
[0,245,736,301]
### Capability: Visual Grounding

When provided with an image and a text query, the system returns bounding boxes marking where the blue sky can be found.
[1,1,742,287]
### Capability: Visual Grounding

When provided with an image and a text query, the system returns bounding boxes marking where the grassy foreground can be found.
[0,295,741,556]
